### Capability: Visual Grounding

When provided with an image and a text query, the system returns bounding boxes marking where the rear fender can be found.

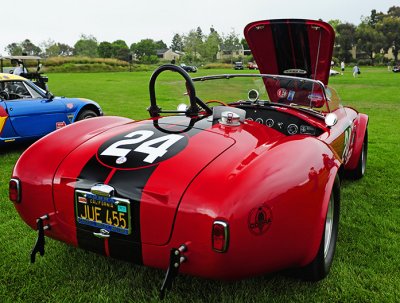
[164,136,341,278]
[345,113,368,170]
[11,116,132,234]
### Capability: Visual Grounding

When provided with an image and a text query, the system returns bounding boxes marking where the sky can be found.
[1,0,397,55]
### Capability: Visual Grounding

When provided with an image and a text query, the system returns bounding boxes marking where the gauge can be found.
[255,118,263,124]
[287,124,298,135]
[248,89,259,102]
[300,125,316,135]
[265,118,274,127]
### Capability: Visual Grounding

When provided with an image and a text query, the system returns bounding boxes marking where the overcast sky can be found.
[1,0,397,55]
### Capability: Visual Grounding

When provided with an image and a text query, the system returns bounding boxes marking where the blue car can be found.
[0,73,103,146]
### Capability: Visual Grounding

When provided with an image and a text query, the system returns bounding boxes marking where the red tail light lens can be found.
[212,221,229,253]
[9,178,21,203]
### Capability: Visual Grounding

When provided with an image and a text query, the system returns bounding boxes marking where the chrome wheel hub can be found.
[324,194,334,258]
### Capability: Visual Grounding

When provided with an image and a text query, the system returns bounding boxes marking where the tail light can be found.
[212,220,229,253]
[9,178,21,203]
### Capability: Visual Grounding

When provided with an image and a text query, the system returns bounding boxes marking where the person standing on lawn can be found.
[353,65,360,77]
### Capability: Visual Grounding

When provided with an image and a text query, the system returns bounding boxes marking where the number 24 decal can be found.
[101,130,184,163]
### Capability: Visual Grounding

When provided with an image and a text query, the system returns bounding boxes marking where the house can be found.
[156,49,183,61]
[216,44,246,61]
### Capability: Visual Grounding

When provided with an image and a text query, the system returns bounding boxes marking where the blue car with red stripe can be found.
[0,73,103,146]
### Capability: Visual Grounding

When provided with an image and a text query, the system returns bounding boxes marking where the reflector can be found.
[212,221,229,252]
[9,178,21,203]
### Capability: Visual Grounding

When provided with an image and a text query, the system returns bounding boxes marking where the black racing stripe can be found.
[290,21,312,78]
[74,121,208,264]
[76,156,112,189]
[271,21,293,74]
[271,20,312,78]
[75,156,113,255]
[106,167,157,264]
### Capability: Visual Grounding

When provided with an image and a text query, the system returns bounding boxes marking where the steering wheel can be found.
[205,100,228,107]
[148,64,212,117]
[0,91,9,100]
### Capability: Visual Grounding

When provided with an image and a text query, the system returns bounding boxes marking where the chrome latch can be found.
[93,229,110,239]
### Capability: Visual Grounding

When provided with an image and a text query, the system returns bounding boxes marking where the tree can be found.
[200,28,221,62]
[364,9,385,28]
[111,40,130,61]
[377,16,400,60]
[41,39,60,57]
[356,22,385,63]
[5,43,23,56]
[130,39,159,63]
[20,39,41,55]
[155,40,167,50]
[335,23,356,62]
[98,41,113,58]
[74,34,98,57]
[58,43,74,56]
[222,30,240,48]
[170,34,184,52]
[388,6,400,18]
[183,28,204,61]
[240,38,249,50]
[328,19,342,33]
[5,40,41,56]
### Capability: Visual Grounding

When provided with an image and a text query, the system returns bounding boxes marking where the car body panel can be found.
[244,19,335,85]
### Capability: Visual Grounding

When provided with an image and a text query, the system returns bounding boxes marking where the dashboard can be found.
[238,105,323,136]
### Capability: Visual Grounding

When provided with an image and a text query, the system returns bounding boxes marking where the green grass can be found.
[1,67,399,302]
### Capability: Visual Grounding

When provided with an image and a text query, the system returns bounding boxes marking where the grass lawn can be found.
[0,67,399,302]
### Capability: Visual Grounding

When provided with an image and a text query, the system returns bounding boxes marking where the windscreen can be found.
[192,74,329,112]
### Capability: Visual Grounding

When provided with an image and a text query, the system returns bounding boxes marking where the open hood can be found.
[244,19,335,85]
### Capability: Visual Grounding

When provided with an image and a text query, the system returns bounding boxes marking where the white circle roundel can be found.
[97,127,189,169]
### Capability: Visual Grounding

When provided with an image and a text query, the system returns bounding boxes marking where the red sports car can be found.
[10,19,368,298]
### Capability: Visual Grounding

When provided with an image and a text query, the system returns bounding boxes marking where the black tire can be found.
[347,128,368,180]
[76,109,97,121]
[298,176,340,281]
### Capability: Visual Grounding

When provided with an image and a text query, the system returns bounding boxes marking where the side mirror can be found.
[45,91,54,101]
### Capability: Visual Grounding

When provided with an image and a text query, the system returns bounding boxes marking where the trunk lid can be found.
[52,117,236,246]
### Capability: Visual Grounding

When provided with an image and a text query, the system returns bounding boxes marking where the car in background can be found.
[247,61,258,69]
[1,55,49,90]
[0,73,103,146]
[234,61,244,70]
[180,63,197,72]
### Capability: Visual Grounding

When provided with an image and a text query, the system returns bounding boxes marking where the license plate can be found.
[75,190,131,235]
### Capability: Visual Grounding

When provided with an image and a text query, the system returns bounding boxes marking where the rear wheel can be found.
[76,109,97,121]
[298,176,340,281]
[347,128,368,179]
